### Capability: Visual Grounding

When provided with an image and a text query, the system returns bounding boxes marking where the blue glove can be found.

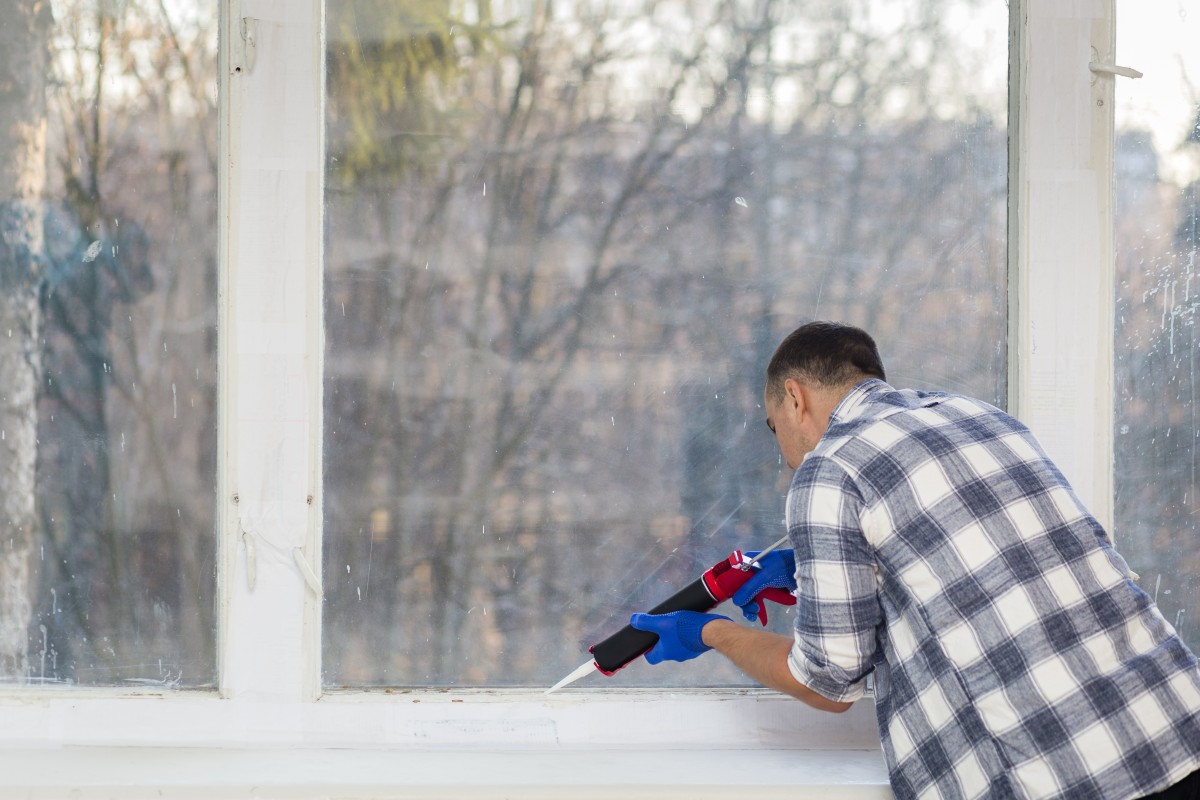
[731,549,797,623]
[629,610,730,664]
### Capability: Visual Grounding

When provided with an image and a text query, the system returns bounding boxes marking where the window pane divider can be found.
[217,0,325,703]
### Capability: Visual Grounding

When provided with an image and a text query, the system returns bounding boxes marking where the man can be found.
[630,321,1200,799]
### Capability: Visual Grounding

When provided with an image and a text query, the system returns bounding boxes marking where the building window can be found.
[0,0,218,687]
[1114,0,1200,650]
[321,0,1008,688]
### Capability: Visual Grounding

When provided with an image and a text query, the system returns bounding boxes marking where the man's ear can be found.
[783,377,806,414]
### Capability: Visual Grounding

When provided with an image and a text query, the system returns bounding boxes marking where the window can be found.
[321,0,1008,688]
[1114,0,1200,649]
[0,7,1166,790]
[0,0,217,687]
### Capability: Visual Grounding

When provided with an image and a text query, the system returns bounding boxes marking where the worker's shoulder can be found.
[844,384,1001,428]
[819,387,1012,462]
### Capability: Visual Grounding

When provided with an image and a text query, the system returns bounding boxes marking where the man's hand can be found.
[731,549,797,623]
[629,610,730,664]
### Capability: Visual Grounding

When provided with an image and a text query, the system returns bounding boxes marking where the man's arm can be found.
[701,618,853,713]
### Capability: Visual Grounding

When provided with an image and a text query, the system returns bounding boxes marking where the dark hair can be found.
[765,321,886,401]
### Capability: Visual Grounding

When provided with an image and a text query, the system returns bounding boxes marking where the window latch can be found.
[1089,62,1143,79]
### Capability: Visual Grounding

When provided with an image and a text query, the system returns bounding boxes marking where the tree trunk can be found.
[0,0,52,681]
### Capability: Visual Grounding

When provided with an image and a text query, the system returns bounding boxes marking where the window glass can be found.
[1114,1,1200,649]
[0,0,218,686]
[323,0,1008,687]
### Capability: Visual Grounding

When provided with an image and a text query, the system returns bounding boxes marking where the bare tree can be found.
[0,0,53,682]
[29,0,218,684]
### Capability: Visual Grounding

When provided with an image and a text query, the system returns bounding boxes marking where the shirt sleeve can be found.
[785,456,882,703]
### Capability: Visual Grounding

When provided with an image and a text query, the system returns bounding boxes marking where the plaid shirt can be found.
[785,380,1200,800]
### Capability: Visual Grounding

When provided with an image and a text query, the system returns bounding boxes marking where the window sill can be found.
[0,688,883,749]
[0,688,891,797]
[0,745,892,799]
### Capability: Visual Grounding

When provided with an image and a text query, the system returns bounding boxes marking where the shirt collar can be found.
[828,378,890,424]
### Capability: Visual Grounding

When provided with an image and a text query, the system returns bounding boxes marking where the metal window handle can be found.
[1089,62,1143,79]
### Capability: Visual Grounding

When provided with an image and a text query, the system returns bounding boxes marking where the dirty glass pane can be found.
[322,0,1008,687]
[0,1,218,686]
[1114,1,1200,650]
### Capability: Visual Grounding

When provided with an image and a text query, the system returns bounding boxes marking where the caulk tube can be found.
[588,576,720,675]
[546,539,792,691]
[588,549,760,675]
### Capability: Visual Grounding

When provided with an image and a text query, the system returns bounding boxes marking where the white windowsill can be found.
[0,746,891,799]
[0,688,882,747]
[0,689,891,798]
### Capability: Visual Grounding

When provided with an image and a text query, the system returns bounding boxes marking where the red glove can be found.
[702,549,797,625]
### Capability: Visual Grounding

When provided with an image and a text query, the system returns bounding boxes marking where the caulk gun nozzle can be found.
[545,659,597,694]
[739,534,792,570]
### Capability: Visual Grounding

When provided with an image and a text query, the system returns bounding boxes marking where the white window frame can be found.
[1008,0,1117,531]
[0,0,1121,788]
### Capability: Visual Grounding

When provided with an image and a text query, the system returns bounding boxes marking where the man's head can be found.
[763,321,886,468]
[765,321,885,402]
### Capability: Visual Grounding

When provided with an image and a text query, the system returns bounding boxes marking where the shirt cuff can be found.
[787,638,870,704]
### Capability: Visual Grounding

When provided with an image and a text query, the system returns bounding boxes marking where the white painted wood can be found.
[1008,0,1116,529]
[218,0,325,703]
[0,689,882,749]
[0,747,892,800]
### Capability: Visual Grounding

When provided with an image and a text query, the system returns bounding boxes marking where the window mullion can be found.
[218,0,325,702]
[1008,0,1116,529]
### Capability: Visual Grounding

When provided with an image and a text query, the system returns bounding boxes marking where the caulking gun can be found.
[546,534,795,693]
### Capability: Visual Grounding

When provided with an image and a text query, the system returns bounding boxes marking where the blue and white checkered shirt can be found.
[785,380,1200,800]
